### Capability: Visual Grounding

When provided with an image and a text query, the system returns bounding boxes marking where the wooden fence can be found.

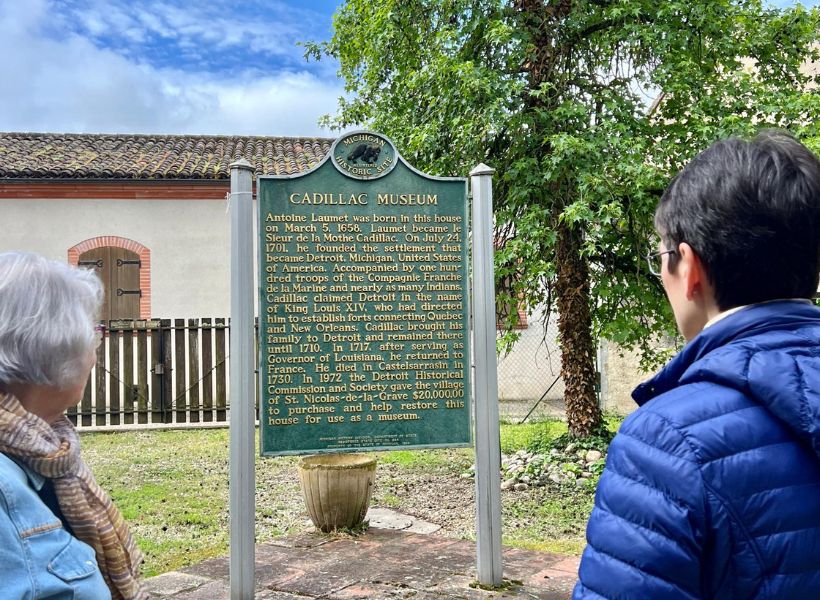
[69,318,231,429]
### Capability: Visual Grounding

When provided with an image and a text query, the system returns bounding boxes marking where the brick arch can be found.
[68,236,151,319]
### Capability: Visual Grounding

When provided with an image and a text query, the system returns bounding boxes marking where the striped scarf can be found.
[0,393,146,600]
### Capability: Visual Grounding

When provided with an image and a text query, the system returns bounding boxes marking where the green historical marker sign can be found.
[258,131,470,455]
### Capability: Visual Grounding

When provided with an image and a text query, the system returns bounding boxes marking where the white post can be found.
[470,163,503,586]
[229,158,256,599]
[597,340,608,411]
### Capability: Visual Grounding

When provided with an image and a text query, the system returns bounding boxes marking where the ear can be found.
[676,242,707,301]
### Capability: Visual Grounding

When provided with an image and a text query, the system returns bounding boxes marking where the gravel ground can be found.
[250,398,591,551]
[254,442,590,556]
[253,451,478,542]
[253,398,570,544]
[370,456,477,537]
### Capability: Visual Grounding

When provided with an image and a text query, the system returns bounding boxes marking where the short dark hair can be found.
[655,130,820,310]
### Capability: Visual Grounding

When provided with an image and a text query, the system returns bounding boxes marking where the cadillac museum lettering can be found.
[258,131,470,455]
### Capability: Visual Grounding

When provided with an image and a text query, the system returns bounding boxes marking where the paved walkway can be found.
[145,511,580,599]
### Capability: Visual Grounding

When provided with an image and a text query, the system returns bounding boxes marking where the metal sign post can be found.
[470,163,503,586]
[229,158,256,599]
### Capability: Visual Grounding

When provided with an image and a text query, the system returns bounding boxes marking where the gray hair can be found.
[0,252,103,388]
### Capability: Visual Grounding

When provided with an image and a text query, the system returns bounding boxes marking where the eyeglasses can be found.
[645,249,677,276]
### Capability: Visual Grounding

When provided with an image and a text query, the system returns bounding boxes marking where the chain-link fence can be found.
[496,306,565,422]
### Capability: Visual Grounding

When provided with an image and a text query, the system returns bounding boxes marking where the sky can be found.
[0,0,344,136]
[0,0,816,138]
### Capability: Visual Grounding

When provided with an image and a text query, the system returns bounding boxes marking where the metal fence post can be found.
[229,158,256,599]
[471,163,503,586]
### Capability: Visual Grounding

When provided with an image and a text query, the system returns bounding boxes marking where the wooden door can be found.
[78,247,141,320]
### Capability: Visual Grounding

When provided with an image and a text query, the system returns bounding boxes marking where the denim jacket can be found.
[0,452,111,600]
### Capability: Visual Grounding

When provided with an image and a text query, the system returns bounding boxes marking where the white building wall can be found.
[598,341,651,415]
[0,197,234,318]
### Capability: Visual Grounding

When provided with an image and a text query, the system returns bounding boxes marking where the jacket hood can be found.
[633,300,820,458]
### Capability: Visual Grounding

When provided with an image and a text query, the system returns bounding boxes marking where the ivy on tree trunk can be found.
[556,219,602,437]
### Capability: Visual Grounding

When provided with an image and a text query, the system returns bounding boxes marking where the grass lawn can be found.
[81,416,622,577]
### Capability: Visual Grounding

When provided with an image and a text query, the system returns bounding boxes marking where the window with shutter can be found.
[77,247,142,320]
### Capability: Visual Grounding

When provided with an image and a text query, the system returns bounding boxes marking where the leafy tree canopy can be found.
[306,0,818,433]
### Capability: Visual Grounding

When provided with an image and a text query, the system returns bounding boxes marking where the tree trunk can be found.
[555,220,603,437]
[515,0,603,436]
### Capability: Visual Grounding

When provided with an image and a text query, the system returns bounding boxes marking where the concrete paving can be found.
[145,510,580,599]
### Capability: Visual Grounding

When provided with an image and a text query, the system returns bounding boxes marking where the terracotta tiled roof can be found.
[0,132,333,180]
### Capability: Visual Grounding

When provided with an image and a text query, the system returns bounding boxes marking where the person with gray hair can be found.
[0,252,146,600]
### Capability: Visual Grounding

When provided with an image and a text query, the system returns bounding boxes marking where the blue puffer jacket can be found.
[574,300,820,599]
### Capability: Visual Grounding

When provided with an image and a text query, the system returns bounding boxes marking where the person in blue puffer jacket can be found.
[574,130,820,599]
